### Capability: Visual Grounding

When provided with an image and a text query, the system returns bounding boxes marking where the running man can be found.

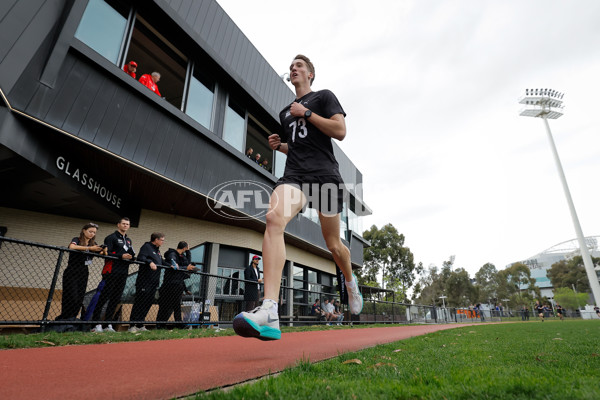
[233,54,363,340]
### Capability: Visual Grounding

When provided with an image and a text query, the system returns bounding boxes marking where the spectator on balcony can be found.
[123,61,137,79]
[245,147,254,159]
[57,223,105,321]
[157,241,197,327]
[260,159,270,171]
[244,255,263,311]
[91,217,135,333]
[253,153,261,164]
[128,232,166,333]
[139,72,161,96]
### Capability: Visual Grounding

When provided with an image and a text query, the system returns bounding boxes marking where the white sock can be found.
[262,299,278,314]
[345,277,356,287]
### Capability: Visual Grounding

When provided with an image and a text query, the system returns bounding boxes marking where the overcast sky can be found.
[217,0,600,277]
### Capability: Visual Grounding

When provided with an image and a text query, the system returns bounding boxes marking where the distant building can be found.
[510,236,600,299]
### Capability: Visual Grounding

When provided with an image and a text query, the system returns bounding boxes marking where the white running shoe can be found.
[233,302,281,341]
[138,326,148,332]
[346,274,364,315]
[128,326,138,333]
[104,324,116,333]
[91,324,103,333]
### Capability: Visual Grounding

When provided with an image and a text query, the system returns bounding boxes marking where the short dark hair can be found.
[118,217,130,224]
[177,241,188,249]
[291,54,315,85]
[151,232,164,242]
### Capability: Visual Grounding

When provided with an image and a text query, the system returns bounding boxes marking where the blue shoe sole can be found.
[233,314,281,341]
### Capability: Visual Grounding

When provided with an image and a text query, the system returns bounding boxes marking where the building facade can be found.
[513,236,600,299]
[0,0,371,320]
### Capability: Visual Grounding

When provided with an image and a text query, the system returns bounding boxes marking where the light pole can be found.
[502,298,510,317]
[519,89,600,307]
[439,295,447,308]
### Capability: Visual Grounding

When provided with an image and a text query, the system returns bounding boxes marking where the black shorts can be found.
[274,174,345,215]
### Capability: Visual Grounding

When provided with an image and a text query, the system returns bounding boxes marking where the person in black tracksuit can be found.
[157,241,196,326]
[129,232,165,330]
[58,223,104,320]
[91,218,135,331]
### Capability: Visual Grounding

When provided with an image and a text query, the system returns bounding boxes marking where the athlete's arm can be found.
[268,134,288,154]
[290,102,346,141]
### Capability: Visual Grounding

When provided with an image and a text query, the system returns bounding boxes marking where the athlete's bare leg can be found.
[318,212,352,281]
[262,184,306,301]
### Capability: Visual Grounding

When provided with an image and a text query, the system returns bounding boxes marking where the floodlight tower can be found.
[519,89,600,306]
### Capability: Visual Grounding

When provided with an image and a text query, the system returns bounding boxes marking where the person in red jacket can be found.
[139,72,161,96]
[123,61,137,78]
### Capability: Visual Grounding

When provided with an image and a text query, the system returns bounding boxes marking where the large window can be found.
[124,16,187,108]
[217,267,244,296]
[185,67,215,128]
[223,98,245,151]
[75,0,129,64]
[274,152,286,178]
[245,116,273,172]
[340,202,349,241]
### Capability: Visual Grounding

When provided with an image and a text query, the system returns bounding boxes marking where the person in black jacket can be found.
[157,241,197,327]
[58,222,105,321]
[243,255,263,311]
[128,232,165,332]
[91,217,135,333]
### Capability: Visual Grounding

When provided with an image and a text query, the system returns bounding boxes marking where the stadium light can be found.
[519,89,600,307]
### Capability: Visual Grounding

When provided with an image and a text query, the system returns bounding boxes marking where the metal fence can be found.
[1,237,511,332]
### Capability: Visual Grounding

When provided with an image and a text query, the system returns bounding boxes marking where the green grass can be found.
[194,320,600,400]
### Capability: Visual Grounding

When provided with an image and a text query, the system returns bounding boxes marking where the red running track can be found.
[0,324,473,399]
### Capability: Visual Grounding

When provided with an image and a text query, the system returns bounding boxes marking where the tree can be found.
[445,268,475,307]
[497,262,540,308]
[474,263,499,304]
[413,258,476,307]
[547,256,597,293]
[362,224,416,300]
[553,287,588,310]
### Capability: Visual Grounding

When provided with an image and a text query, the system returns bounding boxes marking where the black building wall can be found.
[0,0,370,265]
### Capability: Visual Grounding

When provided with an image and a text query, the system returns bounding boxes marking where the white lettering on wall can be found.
[56,156,123,209]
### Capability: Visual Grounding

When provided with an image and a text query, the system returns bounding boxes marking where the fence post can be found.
[392,292,395,323]
[41,249,65,332]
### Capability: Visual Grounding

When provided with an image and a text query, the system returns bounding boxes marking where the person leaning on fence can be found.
[156,241,197,327]
[91,217,135,333]
[128,232,166,333]
[57,223,106,322]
